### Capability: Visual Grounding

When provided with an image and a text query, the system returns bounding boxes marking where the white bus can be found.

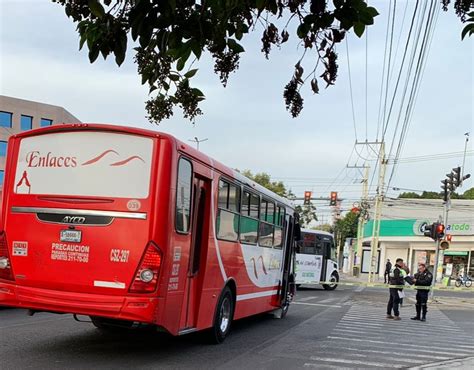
[295,229,339,290]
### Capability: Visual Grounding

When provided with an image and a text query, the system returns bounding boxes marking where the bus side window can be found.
[258,198,274,248]
[216,179,240,241]
[240,190,259,244]
[175,158,193,233]
[273,206,285,249]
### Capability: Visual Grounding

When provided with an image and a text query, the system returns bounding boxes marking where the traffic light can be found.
[440,239,450,250]
[423,222,445,241]
[330,191,337,206]
[423,223,435,240]
[452,167,461,187]
[304,191,312,205]
[435,223,445,240]
[441,179,448,202]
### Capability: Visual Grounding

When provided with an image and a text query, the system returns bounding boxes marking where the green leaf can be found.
[354,22,365,38]
[169,74,180,81]
[88,47,100,63]
[192,88,204,97]
[461,23,474,40]
[184,69,198,78]
[256,0,266,10]
[88,0,105,18]
[227,38,245,53]
[176,48,191,71]
[79,33,87,50]
[366,6,379,18]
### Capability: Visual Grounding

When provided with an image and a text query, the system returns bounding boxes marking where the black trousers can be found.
[384,272,390,283]
[387,288,401,316]
[415,290,429,318]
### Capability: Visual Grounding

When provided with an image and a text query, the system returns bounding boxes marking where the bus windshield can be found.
[13,131,154,199]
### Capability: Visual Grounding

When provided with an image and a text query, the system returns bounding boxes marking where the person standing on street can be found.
[384,259,392,284]
[411,263,433,322]
[387,258,405,320]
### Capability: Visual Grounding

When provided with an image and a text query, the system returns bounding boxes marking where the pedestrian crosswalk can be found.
[303,303,474,369]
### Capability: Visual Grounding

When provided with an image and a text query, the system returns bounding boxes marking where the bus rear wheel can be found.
[208,286,234,344]
[323,273,339,291]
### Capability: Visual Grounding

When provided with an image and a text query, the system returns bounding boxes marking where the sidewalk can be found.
[409,356,474,369]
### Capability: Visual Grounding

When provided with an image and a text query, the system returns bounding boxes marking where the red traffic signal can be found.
[330,191,337,206]
[304,191,312,205]
[436,223,445,240]
[446,234,452,242]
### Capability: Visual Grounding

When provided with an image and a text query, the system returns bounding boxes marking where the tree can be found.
[333,211,358,244]
[462,187,474,199]
[54,0,382,123]
[239,170,290,197]
[295,203,317,227]
[312,223,333,233]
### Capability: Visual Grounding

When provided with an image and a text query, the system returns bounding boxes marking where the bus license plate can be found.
[60,230,82,243]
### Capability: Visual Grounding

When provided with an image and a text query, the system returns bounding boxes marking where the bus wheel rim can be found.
[219,297,231,333]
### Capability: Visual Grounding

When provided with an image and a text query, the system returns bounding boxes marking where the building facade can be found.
[0,95,80,187]
[349,198,474,280]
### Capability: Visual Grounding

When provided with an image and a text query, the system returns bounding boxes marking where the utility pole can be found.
[461,132,470,187]
[368,141,387,283]
[347,164,370,276]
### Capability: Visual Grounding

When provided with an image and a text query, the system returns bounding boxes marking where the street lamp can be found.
[188,137,208,151]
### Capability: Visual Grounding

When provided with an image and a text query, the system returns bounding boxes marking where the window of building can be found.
[216,179,240,241]
[21,115,33,131]
[0,111,12,128]
[0,141,7,157]
[0,170,4,186]
[175,158,192,233]
[40,118,53,127]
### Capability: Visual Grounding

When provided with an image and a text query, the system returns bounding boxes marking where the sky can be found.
[0,0,472,223]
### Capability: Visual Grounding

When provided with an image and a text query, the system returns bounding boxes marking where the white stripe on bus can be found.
[93,280,126,289]
[236,290,278,301]
[209,159,228,282]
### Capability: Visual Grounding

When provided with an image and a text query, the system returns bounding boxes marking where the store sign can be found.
[364,219,474,237]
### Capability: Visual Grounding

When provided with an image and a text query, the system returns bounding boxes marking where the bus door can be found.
[183,175,211,329]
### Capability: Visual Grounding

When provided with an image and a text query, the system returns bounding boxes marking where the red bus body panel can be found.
[0,124,293,336]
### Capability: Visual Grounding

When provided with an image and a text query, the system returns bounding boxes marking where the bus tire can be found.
[90,317,134,331]
[208,286,234,344]
[323,272,339,291]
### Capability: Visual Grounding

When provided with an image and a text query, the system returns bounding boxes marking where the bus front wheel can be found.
[323,273,339,291]
[208,286,234,344]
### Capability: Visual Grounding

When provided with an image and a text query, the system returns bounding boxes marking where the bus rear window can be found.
[13,131,153,199]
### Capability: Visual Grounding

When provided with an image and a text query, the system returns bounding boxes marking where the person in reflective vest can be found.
[411,263,433,322]
[387,258,405,320]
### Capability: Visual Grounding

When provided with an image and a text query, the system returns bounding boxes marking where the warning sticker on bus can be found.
[51,243,90,263]
[12,241,28,256]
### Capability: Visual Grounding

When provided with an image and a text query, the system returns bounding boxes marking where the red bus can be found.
[0,124,298,342]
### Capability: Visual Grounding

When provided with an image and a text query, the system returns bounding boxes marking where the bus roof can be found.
[12,123,295,209]
[301,228,334,237]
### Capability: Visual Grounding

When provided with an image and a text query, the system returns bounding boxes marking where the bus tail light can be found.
[0,232,14,281]
[129,242,162,293]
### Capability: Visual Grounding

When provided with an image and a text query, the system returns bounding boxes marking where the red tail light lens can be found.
[0,231,14,281]
[129,242,162,293]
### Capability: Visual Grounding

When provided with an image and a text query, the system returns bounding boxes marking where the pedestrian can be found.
[411,263,433,322]
[384,259,392,284]
[387,258,405,320]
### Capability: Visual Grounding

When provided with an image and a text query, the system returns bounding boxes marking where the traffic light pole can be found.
[431,196,450,300]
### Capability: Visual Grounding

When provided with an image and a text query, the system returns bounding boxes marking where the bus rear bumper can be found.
[0,281,161,324]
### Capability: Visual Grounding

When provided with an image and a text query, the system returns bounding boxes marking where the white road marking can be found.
[292,302,342,308]
[308,356,403,368]
[298,296,317,302]
[335,346,450,361]
[327,336,473,355]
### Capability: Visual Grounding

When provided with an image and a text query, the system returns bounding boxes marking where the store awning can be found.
[443,251,468,256]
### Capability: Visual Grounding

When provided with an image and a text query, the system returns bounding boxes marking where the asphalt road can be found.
[1,286,473,369]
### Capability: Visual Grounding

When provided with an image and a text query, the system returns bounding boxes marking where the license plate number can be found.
[60,230,82,243]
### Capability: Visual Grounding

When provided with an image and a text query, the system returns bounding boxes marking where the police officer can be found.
[387,258,405,320]
[411,263,433,322]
